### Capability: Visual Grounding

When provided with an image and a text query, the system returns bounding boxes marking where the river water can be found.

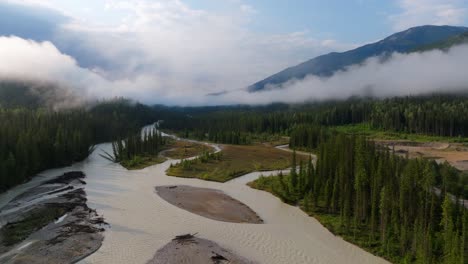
[0,134,388,264]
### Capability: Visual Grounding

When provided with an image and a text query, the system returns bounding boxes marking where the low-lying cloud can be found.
[0,1,468,106]
[1,35,468,106]
[0,0,355,106]
[230,44,468,105]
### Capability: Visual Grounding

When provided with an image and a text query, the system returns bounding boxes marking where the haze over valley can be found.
[0,1,467,264]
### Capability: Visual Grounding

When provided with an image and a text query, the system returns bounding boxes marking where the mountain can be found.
[249,25,468,92]
[413,32,468,52]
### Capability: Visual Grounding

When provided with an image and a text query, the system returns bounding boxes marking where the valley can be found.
[0,8,468,263]
[0,129,391,264]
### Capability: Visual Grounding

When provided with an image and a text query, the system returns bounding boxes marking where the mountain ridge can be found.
[249,25,468,92]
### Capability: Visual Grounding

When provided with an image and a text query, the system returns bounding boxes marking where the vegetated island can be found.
[166,144,308,182]
[103,128,214,170]
[0,171,106,264]
[156,185,263,224]
[147,233,257,264]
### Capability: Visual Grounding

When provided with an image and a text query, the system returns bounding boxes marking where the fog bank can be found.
[0,35,468,106]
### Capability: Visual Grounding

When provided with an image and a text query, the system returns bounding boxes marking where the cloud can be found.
[2,34,468,107]
[7,0,466,107]
[0,0,355,105]
[219,44,468,105]
[390,0,467,31]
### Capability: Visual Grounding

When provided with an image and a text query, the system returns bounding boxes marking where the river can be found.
[0,130,388,264]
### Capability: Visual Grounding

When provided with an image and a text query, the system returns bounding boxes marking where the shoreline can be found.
[0,128,390,264]
[0,172,106,264]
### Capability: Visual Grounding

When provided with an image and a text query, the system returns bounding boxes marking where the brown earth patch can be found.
[155,185,263,224]
[147,234,256,264]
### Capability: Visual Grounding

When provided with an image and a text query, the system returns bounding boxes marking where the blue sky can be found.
[0,0,467,105]
[184,0,399,42]
[16,0,468,44]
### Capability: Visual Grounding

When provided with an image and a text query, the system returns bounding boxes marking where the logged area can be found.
[378,140,468,170]
[166,144,307,182]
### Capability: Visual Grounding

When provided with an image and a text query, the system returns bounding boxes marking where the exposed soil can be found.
[147,234,257,264]
[166,144,306,182]
[376,140,468,171]
[155,185,263,224]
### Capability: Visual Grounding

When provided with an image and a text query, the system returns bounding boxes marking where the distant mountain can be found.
[412,32,468,52]
[249,25,468,92]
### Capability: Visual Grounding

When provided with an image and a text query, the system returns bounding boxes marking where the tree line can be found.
[161,94,468,142]
[0,99,158,192]
[313,95,468,137]
[289,125,468,200]
[253,131,467,263]
[103,126,166,167]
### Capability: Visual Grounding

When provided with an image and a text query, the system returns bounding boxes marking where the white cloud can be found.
[223,44,468,105]
[54,0,353,95]
[390,0,467,30]
[0,36,79,83]
[2,35,468,106]
[0,0,357,105]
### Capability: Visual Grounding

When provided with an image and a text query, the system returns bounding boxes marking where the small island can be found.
[102,127,215,170]
[166,144,307,182]
[155,185,263,224]
[147,234,256,264]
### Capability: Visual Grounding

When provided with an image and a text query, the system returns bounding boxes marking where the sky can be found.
[10,0,468,42]
[0,0,467,106]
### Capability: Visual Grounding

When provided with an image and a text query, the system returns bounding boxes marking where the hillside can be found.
[0,81,78,109]
[249,25,468,92]
[413,31,468,52]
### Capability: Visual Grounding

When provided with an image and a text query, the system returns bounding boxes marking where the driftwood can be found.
[172,233,199,245]
[211,251,229,263]
[173,233,198,241]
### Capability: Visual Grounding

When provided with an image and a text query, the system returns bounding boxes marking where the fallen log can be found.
[173,233,198,241]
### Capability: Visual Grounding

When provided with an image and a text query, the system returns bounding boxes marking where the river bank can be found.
[0,172,105,264]
[0,126,389,264]
[79,139,388,264]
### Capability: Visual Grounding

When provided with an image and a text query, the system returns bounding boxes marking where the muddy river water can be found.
[0,130,388,264]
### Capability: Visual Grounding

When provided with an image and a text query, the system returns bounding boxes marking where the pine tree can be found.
[290,150,298,191]
[441,196,455,264]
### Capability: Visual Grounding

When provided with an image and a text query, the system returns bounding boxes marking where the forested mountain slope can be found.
[0,82,161,191]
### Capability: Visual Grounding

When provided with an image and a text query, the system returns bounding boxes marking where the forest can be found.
[250,131,467,263]
[103,126,167,169]
[289,125,468,199]
[161,94,468,142]
[0,99,160,191]
[160,95,468,262]
[1,84,468,263]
